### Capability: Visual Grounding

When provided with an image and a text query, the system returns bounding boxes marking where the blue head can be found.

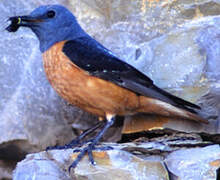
[10,5,86,52]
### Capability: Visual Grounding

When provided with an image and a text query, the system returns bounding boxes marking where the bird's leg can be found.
[69,114,115,171]
[76,115,124,147]
[73,145,113,153]
[46,121,104,151]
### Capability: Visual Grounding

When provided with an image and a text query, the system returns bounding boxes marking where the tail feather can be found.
[138,96,208,124]
[152,86,201,111]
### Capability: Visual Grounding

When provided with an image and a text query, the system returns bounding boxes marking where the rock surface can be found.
[13,133,220,180]
[165,145,220,179]
[13,149,169,180]
[1,0,220,179]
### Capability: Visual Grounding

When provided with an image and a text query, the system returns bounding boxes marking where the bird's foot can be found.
[73,143,113,153]
[46,138,81,151]
[69,115,116,171]
[69,142,113,172]
[46,122,104,151]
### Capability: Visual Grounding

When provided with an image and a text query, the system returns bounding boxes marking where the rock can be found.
[1,0,220,179]
[165,145,220,180]
[13,134,219,180]
[12,144,168,180]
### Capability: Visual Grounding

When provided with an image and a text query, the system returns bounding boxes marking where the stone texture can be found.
[13,133,219,180]
[13,149,169,180]
[1,0,220,179]
[165,145,220,180]
[11,144,167,180]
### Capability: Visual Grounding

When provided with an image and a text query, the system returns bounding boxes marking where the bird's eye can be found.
[47,10,56,18]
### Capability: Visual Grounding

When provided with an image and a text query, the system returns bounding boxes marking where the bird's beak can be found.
[6,15,43,32]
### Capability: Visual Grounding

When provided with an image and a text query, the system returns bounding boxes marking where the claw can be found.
[88,146,95,165]
[46,140,80,151]
[69,144,96,172]
[68,116,115,171]
[46,121,104,152]
[69,147,88,172]
[73,148,81,153]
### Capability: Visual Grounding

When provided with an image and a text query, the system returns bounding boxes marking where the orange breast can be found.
[42,41,140,117]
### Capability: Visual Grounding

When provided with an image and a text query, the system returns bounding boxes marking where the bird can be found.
[6,4,208,171]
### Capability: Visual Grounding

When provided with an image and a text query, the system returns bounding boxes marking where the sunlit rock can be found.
[165,145,220,179]
[13,134,217,179]
[13,144,169,180]
[1,0,220,179]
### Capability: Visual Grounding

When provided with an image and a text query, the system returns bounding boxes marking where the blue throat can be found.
[32,19,86,53]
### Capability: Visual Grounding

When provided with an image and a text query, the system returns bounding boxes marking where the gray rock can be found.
[165,145,220,180]
[13,136,219,180]
[13,144,169,180]
[1,0,220,179]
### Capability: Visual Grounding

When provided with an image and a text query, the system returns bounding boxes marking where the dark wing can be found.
[62,36,200,113]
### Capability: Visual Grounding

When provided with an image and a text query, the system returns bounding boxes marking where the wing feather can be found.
[62,37,200,113]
